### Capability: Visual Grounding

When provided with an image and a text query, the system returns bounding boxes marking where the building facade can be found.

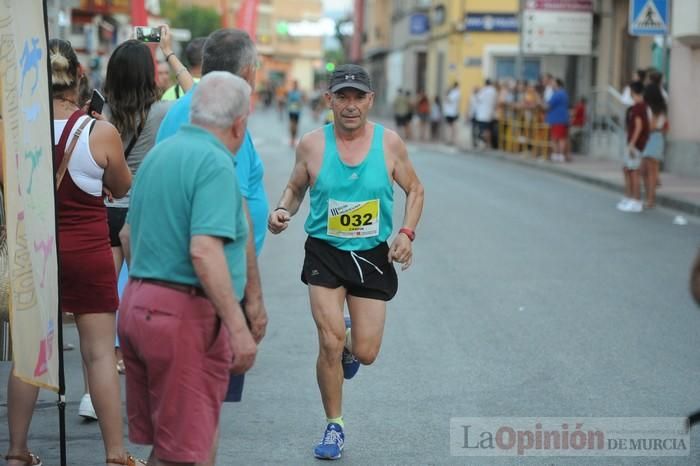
[184,0,323,92]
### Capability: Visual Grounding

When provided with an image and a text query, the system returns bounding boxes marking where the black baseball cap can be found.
[329,64,372,93]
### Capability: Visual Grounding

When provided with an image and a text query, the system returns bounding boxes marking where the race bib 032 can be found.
[327,199,380,238]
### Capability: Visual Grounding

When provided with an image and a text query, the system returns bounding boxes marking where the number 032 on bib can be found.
[327,199,380,238]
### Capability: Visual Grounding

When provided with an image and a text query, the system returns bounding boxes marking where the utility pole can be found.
[515,0,524,80]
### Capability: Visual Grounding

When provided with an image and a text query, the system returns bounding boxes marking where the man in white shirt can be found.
[443,82,461,145]
[542,73,554,103]
[475,79,497,148]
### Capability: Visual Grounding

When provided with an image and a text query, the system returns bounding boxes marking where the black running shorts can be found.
[301,236,398,301]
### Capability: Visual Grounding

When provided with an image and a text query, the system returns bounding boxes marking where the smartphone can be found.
[88,89,105,116]
[134,26,161,43]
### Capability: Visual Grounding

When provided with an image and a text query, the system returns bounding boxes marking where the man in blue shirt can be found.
[157,29,268,344]
[545,78,571,162]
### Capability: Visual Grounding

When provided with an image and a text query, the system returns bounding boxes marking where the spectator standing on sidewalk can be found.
[542,73,555,103]
[156,28,269,403]
[161,37,206,101]
[392,89,410,139]
[544,78,570,162]
[429,95,442,141]
[443,82,461,145]
[474,79,497,149]
[641,83,668,209]
[404,90,414,140]
[468,86,480,149]
[118,72,257,466]
[569,96,587,154]
[617,81,649,213]
[415,91,430,141]
[621,69,648,106]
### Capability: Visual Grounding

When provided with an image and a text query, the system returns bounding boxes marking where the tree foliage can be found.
[162,2,220,40]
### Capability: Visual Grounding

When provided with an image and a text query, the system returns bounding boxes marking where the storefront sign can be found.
[464,14,519,32]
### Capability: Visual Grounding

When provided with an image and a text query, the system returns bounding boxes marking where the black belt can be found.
[135,278,206,298]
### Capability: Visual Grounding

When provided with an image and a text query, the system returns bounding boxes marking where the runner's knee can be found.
[317,326,345,359]
[353,344,380,365]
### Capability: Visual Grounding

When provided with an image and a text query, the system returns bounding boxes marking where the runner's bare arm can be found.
[268,133,314,234]
[388,131,424,231]
[386,131,424,270]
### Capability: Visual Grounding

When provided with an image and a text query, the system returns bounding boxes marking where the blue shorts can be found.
[642,131,665,161]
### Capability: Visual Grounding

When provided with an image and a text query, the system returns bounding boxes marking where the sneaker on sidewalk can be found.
[313,423,345,460]
[342,317,360,380]
[616,197,632,210]
[619,199,643,213]
[79,393,97,421]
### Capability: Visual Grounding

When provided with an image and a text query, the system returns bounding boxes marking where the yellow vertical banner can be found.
[0,1,59,391]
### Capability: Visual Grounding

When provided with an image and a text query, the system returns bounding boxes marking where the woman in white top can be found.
[5,39,135,466]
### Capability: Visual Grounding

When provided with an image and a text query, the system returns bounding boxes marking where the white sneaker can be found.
[79,393,97,420]
[620,199,643,213]
[616,197,631,210]
[551,153,564,162]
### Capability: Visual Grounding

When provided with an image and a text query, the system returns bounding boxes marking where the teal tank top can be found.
[304,123,394,251]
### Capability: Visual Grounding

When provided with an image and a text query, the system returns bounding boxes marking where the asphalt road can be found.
[2,108,700,465]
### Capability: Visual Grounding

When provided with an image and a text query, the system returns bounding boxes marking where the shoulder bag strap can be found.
[124,113,147,159]
[56,117,92,190]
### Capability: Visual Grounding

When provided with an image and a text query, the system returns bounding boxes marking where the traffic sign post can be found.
[629,0,668,36]
[522,0,593,56]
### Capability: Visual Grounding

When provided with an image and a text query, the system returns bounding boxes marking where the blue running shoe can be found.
[342,317,360,380]
[313,423,345,460]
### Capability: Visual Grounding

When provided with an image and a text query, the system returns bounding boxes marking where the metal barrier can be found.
[497,106,551,159]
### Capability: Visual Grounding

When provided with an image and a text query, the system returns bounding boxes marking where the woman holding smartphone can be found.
[97,26,193,397]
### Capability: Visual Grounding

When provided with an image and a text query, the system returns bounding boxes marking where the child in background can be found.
[617,81,649,213]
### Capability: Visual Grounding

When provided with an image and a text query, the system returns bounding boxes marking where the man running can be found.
[287,80,303,146]
[267,64,424,460]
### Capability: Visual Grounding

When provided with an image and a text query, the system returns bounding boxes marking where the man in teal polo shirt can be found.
[156,28,268,404]
[118,72,257,465]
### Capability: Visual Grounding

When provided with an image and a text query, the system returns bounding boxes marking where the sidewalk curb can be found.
[462,147,700,217]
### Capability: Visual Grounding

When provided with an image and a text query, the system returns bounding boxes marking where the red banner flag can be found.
[235,0,259,41]
[131,0,148,26]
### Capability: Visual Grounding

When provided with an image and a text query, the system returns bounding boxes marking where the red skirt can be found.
[59,245,118,314]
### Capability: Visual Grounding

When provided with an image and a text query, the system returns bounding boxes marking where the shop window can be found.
[495,57,541,82]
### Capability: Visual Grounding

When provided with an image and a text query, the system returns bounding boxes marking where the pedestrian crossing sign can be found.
[629,0,668,36]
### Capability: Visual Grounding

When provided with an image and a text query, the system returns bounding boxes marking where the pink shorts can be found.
[118,279,232,463]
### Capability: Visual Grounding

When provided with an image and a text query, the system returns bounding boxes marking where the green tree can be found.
[165,4,221,40]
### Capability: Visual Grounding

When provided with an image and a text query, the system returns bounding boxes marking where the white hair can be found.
[190,71,251,129]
